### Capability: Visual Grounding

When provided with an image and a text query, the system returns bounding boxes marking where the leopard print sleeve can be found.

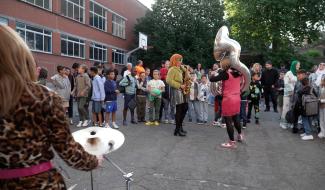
[47,92,98,171]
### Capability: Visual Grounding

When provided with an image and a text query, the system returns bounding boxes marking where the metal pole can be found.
[104,156,133,190]
[124,47,141,65]
[90,171,94,190]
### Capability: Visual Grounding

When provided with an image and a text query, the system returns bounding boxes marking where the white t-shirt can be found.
[147,79,165,97]
[123,70,131,77]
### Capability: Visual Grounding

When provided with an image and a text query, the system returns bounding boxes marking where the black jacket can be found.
[261,68,279,87]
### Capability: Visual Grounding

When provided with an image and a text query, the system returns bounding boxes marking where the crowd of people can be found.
[1,24,325,189]
[37,52,325,143]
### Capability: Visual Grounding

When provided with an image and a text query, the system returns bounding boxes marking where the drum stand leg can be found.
[104,156,133,190]
[90,170,94,190]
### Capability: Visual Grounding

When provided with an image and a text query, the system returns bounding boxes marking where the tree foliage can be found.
[134,0,225,69]
[224,0,325,67]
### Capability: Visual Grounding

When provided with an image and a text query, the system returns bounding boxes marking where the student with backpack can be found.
[297,78,318,140]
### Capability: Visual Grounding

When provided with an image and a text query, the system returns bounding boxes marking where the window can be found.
[112,14,126,39]
[0,17,8,26]
[61,34,85,58]
[90,1,107,31]
[16,22,52,53]
[61,0,84,23]
[90,43,107,63]
[112,49,125,64]
[21,0,52,10]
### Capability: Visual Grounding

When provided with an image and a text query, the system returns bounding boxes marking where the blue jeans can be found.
[302,116,312,135]
[188,100,199,121]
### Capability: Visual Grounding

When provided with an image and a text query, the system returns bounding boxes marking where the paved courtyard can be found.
[54,99,325,190]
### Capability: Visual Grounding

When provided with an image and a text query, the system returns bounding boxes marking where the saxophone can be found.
[181,65,192,95]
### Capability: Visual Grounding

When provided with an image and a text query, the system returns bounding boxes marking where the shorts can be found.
[124,94,136,109]
[105,101,117,113]
[92,101,102,113]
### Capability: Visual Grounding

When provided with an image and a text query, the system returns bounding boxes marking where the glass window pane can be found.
[68,41,73,55]
[26,31,35,49]
[44,35,51,52]
[16,29,25,40]
[44,0,50,9]
[90,13,94,26]
[94,15,99,27]
[27,0,34,4]
[68,3,73,18]
[98,17,103,29]
[79,8,84,22]
[74,43,79,57]
[94,48,98,60]
[70,0,80,5]
[90,1,94,11]
[74,4,80,21]
[35,33,43,51]
[90,47,93,59]
[80,45,84,58]
[99,49,102,61]
[94,4,102,15]
[35,0,43,7]
[61,0,67,15]
[61,40,67,54]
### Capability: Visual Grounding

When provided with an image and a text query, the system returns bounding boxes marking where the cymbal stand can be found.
[103,156,133,190]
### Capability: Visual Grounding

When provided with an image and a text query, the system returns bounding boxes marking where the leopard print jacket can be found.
[0,82,98,190]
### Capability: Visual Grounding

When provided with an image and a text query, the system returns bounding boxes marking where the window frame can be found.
[61,0,85,23]
[112,49,125,65]
[89,1,107,32]
[16,22,52,54]
[0,17,8,26]
[112,14,126,39]
[89,42,108,63]
[61,34,85,59]
[21,0,52,11]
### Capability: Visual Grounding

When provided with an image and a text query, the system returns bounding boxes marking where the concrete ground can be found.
[53,99,325,190]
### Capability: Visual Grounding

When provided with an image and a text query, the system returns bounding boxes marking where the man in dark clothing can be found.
[261,60,279,112]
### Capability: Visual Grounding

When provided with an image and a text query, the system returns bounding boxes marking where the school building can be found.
[0,0,149,75]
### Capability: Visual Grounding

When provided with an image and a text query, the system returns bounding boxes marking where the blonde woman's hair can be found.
[0,25,37,116]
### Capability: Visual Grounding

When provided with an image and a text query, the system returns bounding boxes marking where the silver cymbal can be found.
[72,127,125,156]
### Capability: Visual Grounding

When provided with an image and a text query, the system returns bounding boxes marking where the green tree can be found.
[134,0,225,69]
[224,0,325,67]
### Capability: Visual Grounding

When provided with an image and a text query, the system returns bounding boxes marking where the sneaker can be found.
[169,120,175,124]
[104,123,110,128]
[280,123,287,129]
[189,118,192,122]
[112,122,119,129]
[242,125,247,129]
[264,108,270,112]
[212,121,220,126]
[255,120,259,125]
[76,121,83,128]
[70,119,73,125]
[145,121,154,126]
[197,120,204,125]
[154,121,160,126]
[318,132,325,138]
[82,120,89,127]
[300,133,306,137]
[220,123,226,128]
[123,120,128,126]
[163,120,169,124]
[94,123,99,127]
[237,134,244,142]
[301,135,314,140]
[221,141,237,148]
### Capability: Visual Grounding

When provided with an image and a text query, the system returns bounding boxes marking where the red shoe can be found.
[221,141,237,148]
[237,134,244,142]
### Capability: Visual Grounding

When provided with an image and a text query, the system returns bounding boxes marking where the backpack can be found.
[118,75,131,94]
[302,88,319,116]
